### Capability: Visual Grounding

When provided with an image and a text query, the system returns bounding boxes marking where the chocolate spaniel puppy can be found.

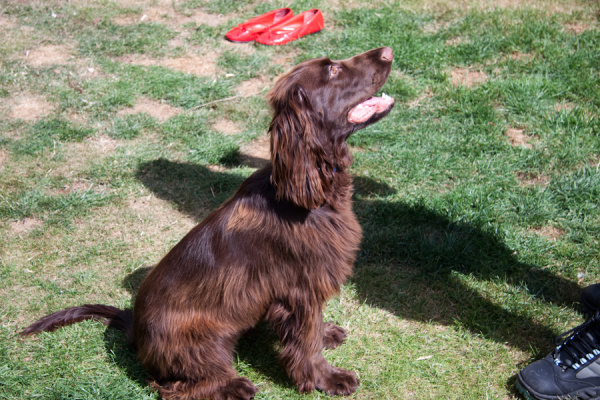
[22,47,395,400]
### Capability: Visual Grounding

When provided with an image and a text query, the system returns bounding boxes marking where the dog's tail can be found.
[20,304,134,343]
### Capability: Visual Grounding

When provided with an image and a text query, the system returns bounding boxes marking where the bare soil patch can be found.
[516,171,550,186]
[177,9,228,27]
[114,6,227,28]
[7,93,54,122]
[61,180,96,193]
[445,37,467,46]
[88,135,120,155]
[529,225,565,241]
[114,7,171,25]
[162,53,219,76]
[507,52,534,62]
[52,142,98,176]
[10,218,43,234]
[212,118,242,135]
[506,127,534,149]
[239,134,270,168]
[52,135,123,177]
[327,0,390,10]
[114,0,173,9]
[66,111,87,124]
[23,44,74,67]
[407,88,434,108]
[0,150,7,171]
[118,50,220,77]
[206,164,227,172]
[235,76,270,97]
[564,23,593,34]
[450,68,488,87]
[127,194,196,239]
[117,97,182,123]
[271,49,299,69]
[166,35,187,49]
[74,61,105,80]
[555,101,576,112]
[424,20,451,34]
[0,14,17,29]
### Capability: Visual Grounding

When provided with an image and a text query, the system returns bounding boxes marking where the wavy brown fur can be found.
[21,47,394,400]
[20,304,133,341]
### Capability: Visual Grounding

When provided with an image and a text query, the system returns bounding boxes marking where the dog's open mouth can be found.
[347,93,394,124]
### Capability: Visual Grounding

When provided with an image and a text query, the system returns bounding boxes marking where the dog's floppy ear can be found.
[268,85,333,209]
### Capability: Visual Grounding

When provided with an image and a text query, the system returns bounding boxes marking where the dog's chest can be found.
[308,205,362,263]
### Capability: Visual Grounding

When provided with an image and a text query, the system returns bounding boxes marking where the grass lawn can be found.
[1,0,599,399]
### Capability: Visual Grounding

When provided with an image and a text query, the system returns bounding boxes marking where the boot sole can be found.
[516,375,600,400]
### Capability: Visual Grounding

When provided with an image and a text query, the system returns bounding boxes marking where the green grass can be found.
[11,118,94,156]
[79,22,176,57]
[1,0,599,399]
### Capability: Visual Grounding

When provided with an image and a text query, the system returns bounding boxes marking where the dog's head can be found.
[268,47,394,209]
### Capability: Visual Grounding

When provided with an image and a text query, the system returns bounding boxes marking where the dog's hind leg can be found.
[139,328,257,400]
[265,299,359,396]
[155,375,257,400]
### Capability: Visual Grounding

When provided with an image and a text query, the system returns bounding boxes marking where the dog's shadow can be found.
[108,157,581,389]
[351,197,580,351]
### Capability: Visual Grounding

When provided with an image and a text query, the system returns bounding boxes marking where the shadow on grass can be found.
[235,323,296,390]
[135,158,248,221]
[103,328,153,393]
[352,198,580,351]
[104,157,581,386]
[122,266,152,296]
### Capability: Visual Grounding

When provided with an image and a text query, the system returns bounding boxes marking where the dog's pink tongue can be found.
[348,94,394,123]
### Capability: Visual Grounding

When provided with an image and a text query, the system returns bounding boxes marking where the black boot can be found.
[582,283,600,315]
[517,312,600,400]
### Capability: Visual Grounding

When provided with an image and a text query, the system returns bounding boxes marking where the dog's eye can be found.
[329,65,341,78]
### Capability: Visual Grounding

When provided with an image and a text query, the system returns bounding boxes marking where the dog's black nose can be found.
[381,47,393,61]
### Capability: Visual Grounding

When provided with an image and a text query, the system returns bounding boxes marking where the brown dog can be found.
[21,47,394,400]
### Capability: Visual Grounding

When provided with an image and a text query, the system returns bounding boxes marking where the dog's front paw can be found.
[215,377,257,400]
[323,322,347,349]
[316,367,359,396]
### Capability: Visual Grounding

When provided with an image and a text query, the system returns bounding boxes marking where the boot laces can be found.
[553,312,600,370]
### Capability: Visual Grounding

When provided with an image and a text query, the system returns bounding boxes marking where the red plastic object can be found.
[256,9,324,46]
[225,8,294,42]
